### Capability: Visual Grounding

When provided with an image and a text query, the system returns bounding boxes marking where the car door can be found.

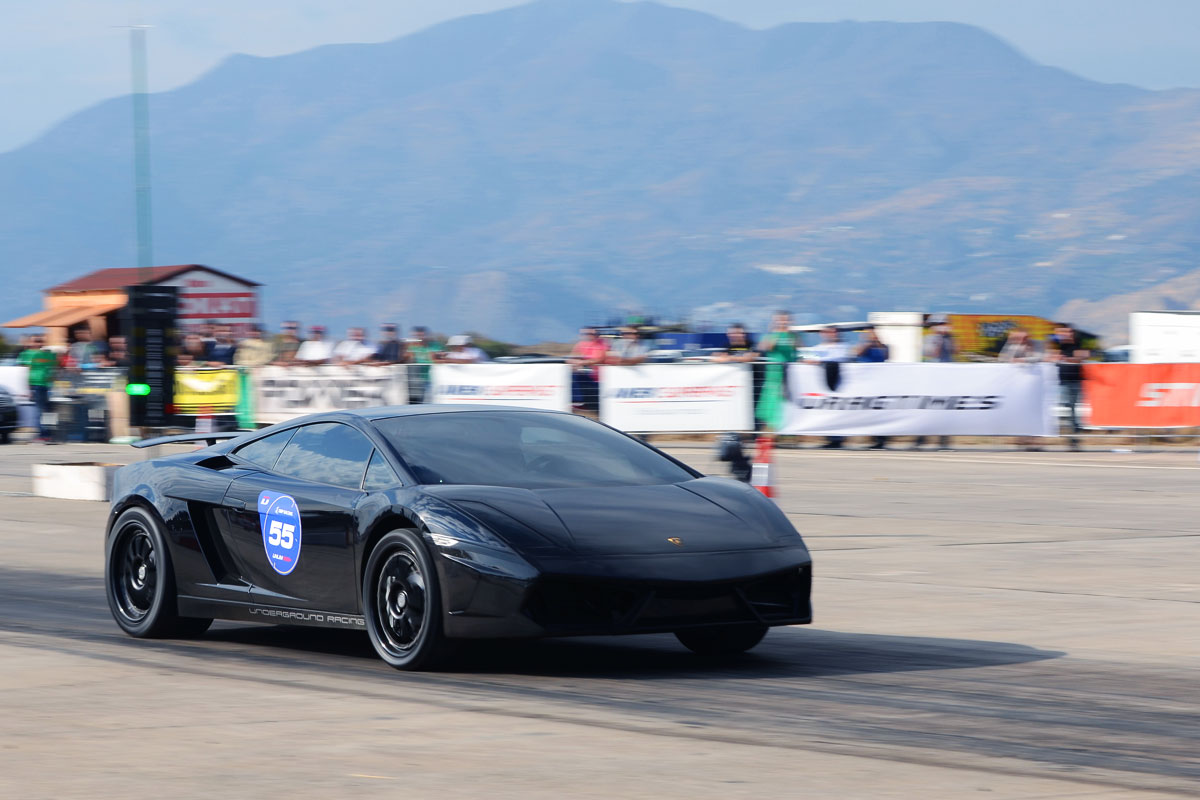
[217,421,374,612]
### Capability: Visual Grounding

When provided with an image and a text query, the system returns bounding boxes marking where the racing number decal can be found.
[268,519,295,548]
[258,491,302,576]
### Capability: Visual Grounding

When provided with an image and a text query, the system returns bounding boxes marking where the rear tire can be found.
[105,506,212,638]
[363,530,453,671]
[675,624,768,655]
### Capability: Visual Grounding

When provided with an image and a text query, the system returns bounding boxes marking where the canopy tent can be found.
[2,302,128,329]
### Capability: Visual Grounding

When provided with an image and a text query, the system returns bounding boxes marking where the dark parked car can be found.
[105,406,812,669]
[0,387,18,443]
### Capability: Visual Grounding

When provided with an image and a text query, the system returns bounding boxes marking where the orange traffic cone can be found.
[751,435,775,498]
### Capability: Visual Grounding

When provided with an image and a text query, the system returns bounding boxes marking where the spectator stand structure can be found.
[1,264,261,345]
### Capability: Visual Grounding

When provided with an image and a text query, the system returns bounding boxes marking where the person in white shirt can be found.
[999,328,1044,452]
[441,334,490,363]
[333,327,375,364]
[607,327,650,365]
[805,326,854,449]
[294,326,334,365]
[805,326,854,364]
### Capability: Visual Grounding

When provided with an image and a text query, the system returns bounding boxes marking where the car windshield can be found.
[374,411,696,489]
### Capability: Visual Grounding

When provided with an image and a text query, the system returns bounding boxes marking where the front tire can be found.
[363,530,452,670]
[105,506,212,638]
[675,623,768,655]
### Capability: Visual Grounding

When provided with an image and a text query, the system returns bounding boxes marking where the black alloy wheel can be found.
[113,525,156,623]
[105,506,212,638]
[363,529,452,670]
[675,623,769,656]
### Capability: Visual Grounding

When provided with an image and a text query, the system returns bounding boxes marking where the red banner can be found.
[1084,363,1200,427]
[177,292,257,320]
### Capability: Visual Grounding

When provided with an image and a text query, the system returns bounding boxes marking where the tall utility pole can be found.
[130,25,154,277]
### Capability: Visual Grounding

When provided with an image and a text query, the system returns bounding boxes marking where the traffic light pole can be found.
[126,25,161,443]
[130,25,154,276]
[124,286,177,436]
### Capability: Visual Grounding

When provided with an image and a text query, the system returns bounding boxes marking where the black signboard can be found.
[124,285,177,428]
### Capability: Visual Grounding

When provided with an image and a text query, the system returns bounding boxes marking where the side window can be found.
[273,422,374,489]
[235,429,296,469]
[363,450,401,492]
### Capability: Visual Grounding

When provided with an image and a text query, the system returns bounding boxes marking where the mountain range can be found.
[2,0,1198,342]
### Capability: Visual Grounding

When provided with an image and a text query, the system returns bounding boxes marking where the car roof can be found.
[349,404,572,421]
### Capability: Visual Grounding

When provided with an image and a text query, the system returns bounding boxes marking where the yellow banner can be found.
[935,315,1057,360]
[174,368,239,414]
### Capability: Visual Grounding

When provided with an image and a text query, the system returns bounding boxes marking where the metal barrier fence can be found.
[2,362,1198,446]
[41,368,127,443]
[558,362,770,422]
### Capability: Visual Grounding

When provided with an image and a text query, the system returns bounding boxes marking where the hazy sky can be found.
[2,0,1197,153]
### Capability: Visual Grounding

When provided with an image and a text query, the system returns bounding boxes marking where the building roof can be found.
[48,264,260,293]
[1,301,129,329]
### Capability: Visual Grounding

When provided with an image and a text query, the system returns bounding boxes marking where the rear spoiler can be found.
[131,432,247,449]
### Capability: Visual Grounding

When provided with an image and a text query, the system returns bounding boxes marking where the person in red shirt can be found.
[568,327,608,410]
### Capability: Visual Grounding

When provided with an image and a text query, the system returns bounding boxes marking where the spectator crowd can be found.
[565,312,1091,449]
[166,321,492,369]
[9,321,495,442]
[10,314,1093,449]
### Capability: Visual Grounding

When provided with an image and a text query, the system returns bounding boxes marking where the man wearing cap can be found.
[1048,323,1089,451]
[713,323,757,363]
[607,326,650,365]
[206,325,238,365]
[924,316,957,363]
[373,323,405,364]
[272,321,303,366]
[407,326,443,403]
[855,326,891,450]
[919,315,957,450]
[294,326,334,365]
[805,326,854,449]
[234,324,275,367]
[441,334,489,363]
[333,327,375,365]
[568,326,608,410]
[68,326,106,371]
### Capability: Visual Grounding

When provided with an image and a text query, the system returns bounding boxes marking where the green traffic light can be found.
[126,383,152,396]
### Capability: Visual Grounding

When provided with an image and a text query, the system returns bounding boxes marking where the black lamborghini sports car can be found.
[105,406,812,669]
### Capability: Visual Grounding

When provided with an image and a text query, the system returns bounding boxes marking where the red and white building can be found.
[3,264,261,341]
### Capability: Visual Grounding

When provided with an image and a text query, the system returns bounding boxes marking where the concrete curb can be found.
[32,462,119,502]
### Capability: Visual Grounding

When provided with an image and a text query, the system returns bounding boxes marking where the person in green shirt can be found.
[407,326,444,403]
[754,311,798,431]
[18,334,58,441]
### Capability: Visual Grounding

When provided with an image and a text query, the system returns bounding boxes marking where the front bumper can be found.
[524,564,812,636]
[434,542,812,639]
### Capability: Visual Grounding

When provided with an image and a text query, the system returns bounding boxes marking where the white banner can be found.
[781,363,1058,436]
[0,366,30,400]
[431,363,571,412]
[600,364,754,432]
[253,365,408,424]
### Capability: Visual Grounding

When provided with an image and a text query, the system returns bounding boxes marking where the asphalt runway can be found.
[1,441,1197,798]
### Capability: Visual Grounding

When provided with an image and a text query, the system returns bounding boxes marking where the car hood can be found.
[423,478,796,557]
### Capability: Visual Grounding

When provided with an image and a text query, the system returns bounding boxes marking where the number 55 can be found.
[268,520,295,549]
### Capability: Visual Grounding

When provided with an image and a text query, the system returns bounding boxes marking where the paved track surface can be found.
[1,442,1197,798]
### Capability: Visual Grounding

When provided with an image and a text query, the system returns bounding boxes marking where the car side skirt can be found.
[177,596,367,630]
